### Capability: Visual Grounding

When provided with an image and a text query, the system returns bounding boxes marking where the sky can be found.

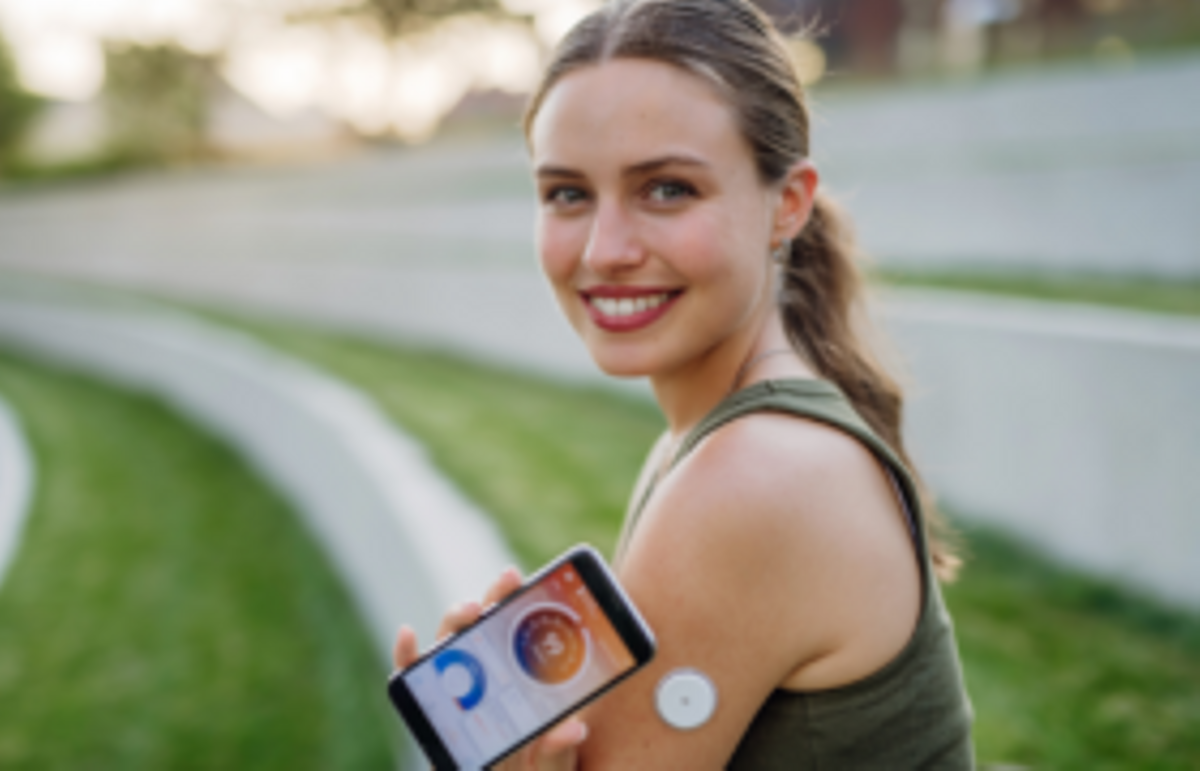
[0,0,603,138]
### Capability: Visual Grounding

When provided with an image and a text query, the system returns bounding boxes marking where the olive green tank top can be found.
[616,379,975,770]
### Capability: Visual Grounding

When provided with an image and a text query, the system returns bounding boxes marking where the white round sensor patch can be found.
[655,669,717,730]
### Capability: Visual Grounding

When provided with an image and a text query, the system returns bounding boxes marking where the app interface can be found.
[404,562,637,769]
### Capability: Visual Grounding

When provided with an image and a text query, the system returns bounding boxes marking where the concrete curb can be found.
[0,296,517,655]
[0,393,34,591]
[884,289,1200,352]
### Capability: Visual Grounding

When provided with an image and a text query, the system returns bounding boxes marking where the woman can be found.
[396,0,975,767]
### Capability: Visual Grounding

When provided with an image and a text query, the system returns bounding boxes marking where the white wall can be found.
[885,290,1200,609]
[815,53,1200,277]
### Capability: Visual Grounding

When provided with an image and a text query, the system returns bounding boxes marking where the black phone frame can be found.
[387,544,656,770]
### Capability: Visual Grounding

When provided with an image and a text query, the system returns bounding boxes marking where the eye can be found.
[645,179,697,205]
[544,185,590,208]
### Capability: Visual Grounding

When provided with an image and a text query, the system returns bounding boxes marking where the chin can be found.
[585,346,659,380]
[594,361,651,379]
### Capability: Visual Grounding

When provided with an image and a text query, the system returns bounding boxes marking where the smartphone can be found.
[388,544,656,770]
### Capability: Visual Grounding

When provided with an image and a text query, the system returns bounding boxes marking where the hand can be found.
[393,567,587,771]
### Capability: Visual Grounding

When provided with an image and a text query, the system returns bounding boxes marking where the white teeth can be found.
[590,292,672,318]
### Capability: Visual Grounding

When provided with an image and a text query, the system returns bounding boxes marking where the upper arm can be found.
[581,472,803,769]
[579,413,921,768]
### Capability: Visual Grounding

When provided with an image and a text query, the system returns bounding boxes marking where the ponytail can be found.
[782,193,960,580]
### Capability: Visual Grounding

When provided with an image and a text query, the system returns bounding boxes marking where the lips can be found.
[580,287,682,332]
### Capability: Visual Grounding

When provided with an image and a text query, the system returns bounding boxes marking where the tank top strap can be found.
[674,380,858,464]
[648,378,931,568]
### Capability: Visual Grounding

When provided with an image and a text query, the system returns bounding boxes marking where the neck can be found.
[649,312,813,438]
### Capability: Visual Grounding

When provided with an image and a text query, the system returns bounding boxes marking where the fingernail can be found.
[574,722,589,743]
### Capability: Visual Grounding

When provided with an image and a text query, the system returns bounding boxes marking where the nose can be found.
[582,200,645,275]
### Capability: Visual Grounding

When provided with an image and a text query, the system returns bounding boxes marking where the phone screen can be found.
[400,560,639,768]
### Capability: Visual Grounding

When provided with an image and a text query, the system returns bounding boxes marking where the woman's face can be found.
[529,58,791,381]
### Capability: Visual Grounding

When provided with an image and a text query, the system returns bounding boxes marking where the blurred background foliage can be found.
[0,32,41,172]
[102,42,214,164]
[769,0,1200,78]
[289,0,522,40]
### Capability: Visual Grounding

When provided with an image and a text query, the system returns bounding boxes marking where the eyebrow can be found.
[626,154,710,176]
[535,164,586,179]
[535,154,711,179]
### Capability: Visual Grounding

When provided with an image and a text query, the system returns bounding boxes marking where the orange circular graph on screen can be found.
[511,604,589,685]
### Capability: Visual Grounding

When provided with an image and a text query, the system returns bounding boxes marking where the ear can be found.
[770,160,819,246]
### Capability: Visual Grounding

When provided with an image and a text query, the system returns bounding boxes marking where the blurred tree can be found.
[844,0,906,75]
[103,42,215,163]
[291,0,519,40]
[289,0,527,137]
[1038,0,1087,54]
[0,31,43,172]
[768,0,906,78]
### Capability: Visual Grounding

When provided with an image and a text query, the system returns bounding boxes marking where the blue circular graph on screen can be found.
[433,648,487,711]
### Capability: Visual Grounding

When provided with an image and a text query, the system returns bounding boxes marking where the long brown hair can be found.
[523,0,958,578]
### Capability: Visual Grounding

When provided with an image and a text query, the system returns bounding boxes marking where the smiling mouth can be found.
[581,289,682,332]
[588,292,674,318]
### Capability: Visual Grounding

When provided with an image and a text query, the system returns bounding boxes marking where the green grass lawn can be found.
[223,316,1200,770]
[945,525,1200,770]
[0,352,398,770]
[216,318,662,568]
[879,268,1200,319]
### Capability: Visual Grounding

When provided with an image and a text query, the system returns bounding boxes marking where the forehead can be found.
[530,58,751,171]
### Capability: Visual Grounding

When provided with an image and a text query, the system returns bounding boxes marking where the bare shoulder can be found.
[580,411,922,767]
[635,410,922,685]
[660,411,905,560]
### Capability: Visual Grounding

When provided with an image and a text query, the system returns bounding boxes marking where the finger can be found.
[436,600,482,641]
[490,718,585,771]
[483,566,523,608]
[393,625,420,670]
[542,743,579,771]
[538,717,588,759]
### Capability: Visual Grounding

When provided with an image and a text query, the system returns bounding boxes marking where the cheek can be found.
[654,210,753,285]
[537,217,584,289]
